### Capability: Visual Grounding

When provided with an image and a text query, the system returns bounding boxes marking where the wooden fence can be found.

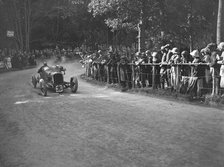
[85,61,221,97]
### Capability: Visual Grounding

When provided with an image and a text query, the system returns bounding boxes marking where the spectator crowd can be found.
[1,43,224,99]
[0,49,36,69]
[83,42,224,98]
[0,47,82,70]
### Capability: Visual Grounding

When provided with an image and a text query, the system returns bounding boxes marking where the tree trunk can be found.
[217,0,224,44]
[137,22,145,53]
[24,0,31,52]
[138,3,146,53]
[13,0,24,50]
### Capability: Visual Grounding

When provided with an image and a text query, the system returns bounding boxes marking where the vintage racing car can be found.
[31,65,78,96]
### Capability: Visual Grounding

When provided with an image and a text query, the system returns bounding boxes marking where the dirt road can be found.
[0,61,223,167]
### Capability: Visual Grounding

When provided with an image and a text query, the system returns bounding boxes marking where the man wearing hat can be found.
[160,45,170,89]
[164,45,173,88]
[119,54,129,90]
[191,50,206,97]
[95,50,105,82]
[200,48,212,91]
[145,50,153,87]
[207,43,220,95]
[180,50,192,76]
[107,50,118,84]
[217,42,224,93]
[145,50,152,63]
[138,52,149,87]
[134,52,143,87]
[151,52,161,89]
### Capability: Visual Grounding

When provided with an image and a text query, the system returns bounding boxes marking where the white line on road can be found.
[15,100,45,105]
[15,100,29,104]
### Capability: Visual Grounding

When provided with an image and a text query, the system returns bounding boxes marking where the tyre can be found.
[32,75,37,88]
[70,76,78,93]
[39,79,47,96]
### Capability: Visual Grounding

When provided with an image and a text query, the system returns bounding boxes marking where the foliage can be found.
[89,0,219,50]
[0,0,222,51]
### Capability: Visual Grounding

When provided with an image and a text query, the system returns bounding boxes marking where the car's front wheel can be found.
[39,79,47,96]
[70,76,78,93]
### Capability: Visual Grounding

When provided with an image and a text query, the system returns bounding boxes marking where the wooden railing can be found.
[84,61,221,97]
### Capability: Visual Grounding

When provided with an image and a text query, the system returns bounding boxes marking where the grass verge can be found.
[80,74,224,109]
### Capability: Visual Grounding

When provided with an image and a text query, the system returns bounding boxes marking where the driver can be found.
[55,65,65,72]
[38,62,48,73]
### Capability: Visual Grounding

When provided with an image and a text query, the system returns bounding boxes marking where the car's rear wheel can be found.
[32,75,37,88]
[70,77,78,93]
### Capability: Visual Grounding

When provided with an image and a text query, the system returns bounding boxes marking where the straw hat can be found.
[218,42,224,51]
[200,47,210,55]
[206,43,217,51]
[135,52,140,56]
[190,50,200,58]
[171,47,179,54]
[164,44,171,49]
[145,50,150,55]
[152,52,159,62]
[181,50,189,56]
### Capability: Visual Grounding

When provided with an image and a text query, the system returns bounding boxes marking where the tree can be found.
[0,0,220,51]
[217,0,224,44]
[88,0,164,51]
[0,0,32,51]
[30,0,104,49]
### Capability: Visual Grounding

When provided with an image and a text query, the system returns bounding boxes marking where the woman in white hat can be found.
[169,47,179,91]
[191,50,205,98]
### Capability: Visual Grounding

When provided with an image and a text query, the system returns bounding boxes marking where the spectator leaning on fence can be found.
[107,50,118,84]
[191,50,205,98]
[217,42,224,95]
[207,43,220,96]
[169,47,179,91]
[200,47,212,92]
[152,52,161,89]
[165,44,173,88]
[160,45,169,89]
[134,52,142,88]
[146,50,153,87]
[119,55,129,90]
[138,52,149,88]
[180,51,191,77]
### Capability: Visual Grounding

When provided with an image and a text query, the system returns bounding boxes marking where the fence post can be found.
[97,63,101,81]
[152,64,156,89]
[176,64,181,91]
[131,63,135,88]
[106,65,110,84]
[211,67,215,96]
[117,63,121,85]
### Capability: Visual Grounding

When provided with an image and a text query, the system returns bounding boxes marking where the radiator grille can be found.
[53,73,63,85]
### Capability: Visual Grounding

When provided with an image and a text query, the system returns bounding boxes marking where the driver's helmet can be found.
[98,50,102,54]
[43,62,48,66]
[56,65,64,71]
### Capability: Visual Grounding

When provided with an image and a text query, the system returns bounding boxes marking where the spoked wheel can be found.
[39,79,47,96]
[41,87,47,96]
[70,76,78,93]
[31,75,37,88]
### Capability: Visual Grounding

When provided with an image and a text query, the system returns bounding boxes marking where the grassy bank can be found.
[80,74,224,109]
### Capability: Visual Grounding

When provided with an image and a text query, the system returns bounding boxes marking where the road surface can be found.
[0,61,224,167]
